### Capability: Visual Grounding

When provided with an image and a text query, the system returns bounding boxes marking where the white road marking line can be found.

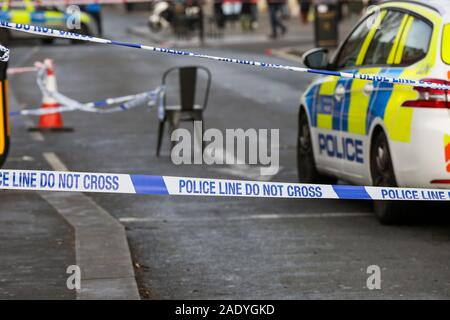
[7,155,34,162]
[119,212,371,223]
[11,45,40,67]
[40,152,140,300]
[43,152,67,171]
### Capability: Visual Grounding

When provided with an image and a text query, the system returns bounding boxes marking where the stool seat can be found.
[165,104,203,111]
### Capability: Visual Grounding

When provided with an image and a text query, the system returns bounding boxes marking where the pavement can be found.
[0,95,76,299]
[0,191,76,299]
[2,5,450,300]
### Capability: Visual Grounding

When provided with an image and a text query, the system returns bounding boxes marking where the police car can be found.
[0,0,95,44]
[298,0,450,224]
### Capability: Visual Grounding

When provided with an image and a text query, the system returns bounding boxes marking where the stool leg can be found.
[156,120,165,157]
[200,114,205,153]
[169,112,181,152]
[193,119,203,163]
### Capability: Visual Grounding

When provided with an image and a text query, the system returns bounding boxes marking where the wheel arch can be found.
[298,104,312,127]
[298,104,317,166]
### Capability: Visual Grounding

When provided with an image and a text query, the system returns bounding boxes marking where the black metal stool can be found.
[156,66,211,157]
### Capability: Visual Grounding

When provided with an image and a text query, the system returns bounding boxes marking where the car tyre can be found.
[370,130,404,224]
[297,108,336,184]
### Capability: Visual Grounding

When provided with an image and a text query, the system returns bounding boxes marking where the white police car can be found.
[298,0,450,223]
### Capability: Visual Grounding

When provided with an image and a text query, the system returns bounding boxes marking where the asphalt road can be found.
[4,7,450,299]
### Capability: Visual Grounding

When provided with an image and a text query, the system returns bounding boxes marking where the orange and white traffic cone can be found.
[29,59,72,132]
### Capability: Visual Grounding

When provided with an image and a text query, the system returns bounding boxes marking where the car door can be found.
[312,13,375,176]
[341,9,410,183]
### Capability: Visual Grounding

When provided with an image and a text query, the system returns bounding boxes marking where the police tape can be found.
[9,61,164,116]
[9,90,162,116]
[36,62,164,113]
[7,66,38,75]
[1,21,450,91]
[0,169,449,202]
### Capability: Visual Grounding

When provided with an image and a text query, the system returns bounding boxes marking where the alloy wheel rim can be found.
[299,121,311,155]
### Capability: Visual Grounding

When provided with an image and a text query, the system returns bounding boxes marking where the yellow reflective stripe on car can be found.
[443,24,450,65]
[317,114,332,130]
[387,15,409,65]
[10,10,31,24]
[23,0,34,11]
[45,11,64,19]
[355,11,387,66]
[379,0,441,68]
[445,134,450,146]
[44,11,66,27]
[377,2,441,143]
[317,77,337,130]
[319,77,338,95]
[80,12,91,24]
[384,69,417,143]
[394,16,414,64]
[348,68,381,135]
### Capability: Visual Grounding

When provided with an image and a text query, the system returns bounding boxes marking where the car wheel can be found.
[297,108,336,184]
[370,130,404,224]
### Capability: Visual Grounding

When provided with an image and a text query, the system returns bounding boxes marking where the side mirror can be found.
[302,48,329,70]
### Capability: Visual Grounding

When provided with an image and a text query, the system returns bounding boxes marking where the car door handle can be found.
[363,83,374,96]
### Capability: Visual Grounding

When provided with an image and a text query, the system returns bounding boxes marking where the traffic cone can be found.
[29,59,72,132]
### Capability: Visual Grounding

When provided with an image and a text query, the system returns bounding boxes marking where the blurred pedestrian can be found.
[86,4,102,36]
[267,0,287,39]
[241,0,253,31]
[297,0,311,25]
[80,4,102,36]
[214,0,226,29]
[250,0,259,29]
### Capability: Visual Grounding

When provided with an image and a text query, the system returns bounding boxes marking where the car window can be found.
[399,16,432,65]
[363,11,406,66]
[335,15,374,69]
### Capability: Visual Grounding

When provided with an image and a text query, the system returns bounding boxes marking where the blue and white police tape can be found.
[1,21,449,91]
[7,66,38,75]
[36,62,165,114]
[0,169,449,202]
[9,63,164,116]
[9,90,161,116]
[36,62,164,114]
